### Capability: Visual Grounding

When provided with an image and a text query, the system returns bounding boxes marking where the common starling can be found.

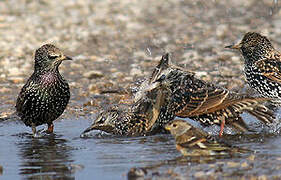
[226,32,281,105]
[16,44,72,136]
[82,87,170,136]
[147,53,275,136]
[165,120,249,156]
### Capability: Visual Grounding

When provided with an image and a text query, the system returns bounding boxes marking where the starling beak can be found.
[82,107,152,136]
[82,126,96,134]
[146,53,275,136]
[227,32,281,105]
[225,43,241,49]
[16,44,71,136]
[165,120,250,156]
[82,125,98,134]
[82,109,118,134]
[64,55,72,60]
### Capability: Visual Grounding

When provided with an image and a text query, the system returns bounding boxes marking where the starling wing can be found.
[175,85,274,123]
[255,59,281,83]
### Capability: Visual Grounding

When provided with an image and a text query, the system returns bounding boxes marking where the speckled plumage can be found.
[226,32,281,105]
[16,44,71,135]
[165,120,249,156]
[147,53,275,136]
[84,107,147,136]
[82,87,171,136]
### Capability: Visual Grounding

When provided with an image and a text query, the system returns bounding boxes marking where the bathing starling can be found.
[226,32,281,105]
[147,53,275,136]
[165,120,249,156]
[16,44,72,136]
[82,87,170,136]
[82,106,150,136]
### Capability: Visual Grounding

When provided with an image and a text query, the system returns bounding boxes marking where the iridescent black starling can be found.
[226,32,281,105]
[165,120,249,156]
[148,53,275,136]
[16,44,72,136]
[82,87,169,136]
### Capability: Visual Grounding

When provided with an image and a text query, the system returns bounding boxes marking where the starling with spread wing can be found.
[82,87,171,136]
[147,53,275,136]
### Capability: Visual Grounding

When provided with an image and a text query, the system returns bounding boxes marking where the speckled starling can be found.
[147,53,275,136]
[16,44,72,136]
[165,120,249,156]
[82,87,169,136]
[226,32,281,105]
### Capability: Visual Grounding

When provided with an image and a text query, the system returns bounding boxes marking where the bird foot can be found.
[31,124,42,138]
[32,132,43,138]
[219,118,225,137]
[46,124,54,134]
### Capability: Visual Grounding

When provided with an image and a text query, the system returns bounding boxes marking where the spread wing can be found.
[145,89,165,131]
[176,87,228,116]
[175,85,267,117]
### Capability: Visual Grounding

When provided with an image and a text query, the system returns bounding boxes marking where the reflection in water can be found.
[90,134,178,173]
[17,134,75,180]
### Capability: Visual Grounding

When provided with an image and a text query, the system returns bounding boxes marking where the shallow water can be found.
[1,115,281,179]
[0,117,176,179]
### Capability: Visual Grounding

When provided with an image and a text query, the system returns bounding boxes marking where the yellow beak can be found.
[165,125,171,131]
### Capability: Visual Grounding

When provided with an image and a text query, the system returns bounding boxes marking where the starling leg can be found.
[219,117,225,137]
[47,123,54,134]
[31,123,36,136]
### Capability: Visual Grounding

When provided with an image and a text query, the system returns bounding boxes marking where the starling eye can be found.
[172,124,177,127]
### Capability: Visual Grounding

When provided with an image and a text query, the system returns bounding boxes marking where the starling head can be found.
[83,109,119,134]
[165,120,192,137]
[34,44,72,72]
[226,32,274,63]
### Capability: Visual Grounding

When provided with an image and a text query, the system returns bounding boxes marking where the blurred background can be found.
[0,0,281,179]
[1,0,280,116]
